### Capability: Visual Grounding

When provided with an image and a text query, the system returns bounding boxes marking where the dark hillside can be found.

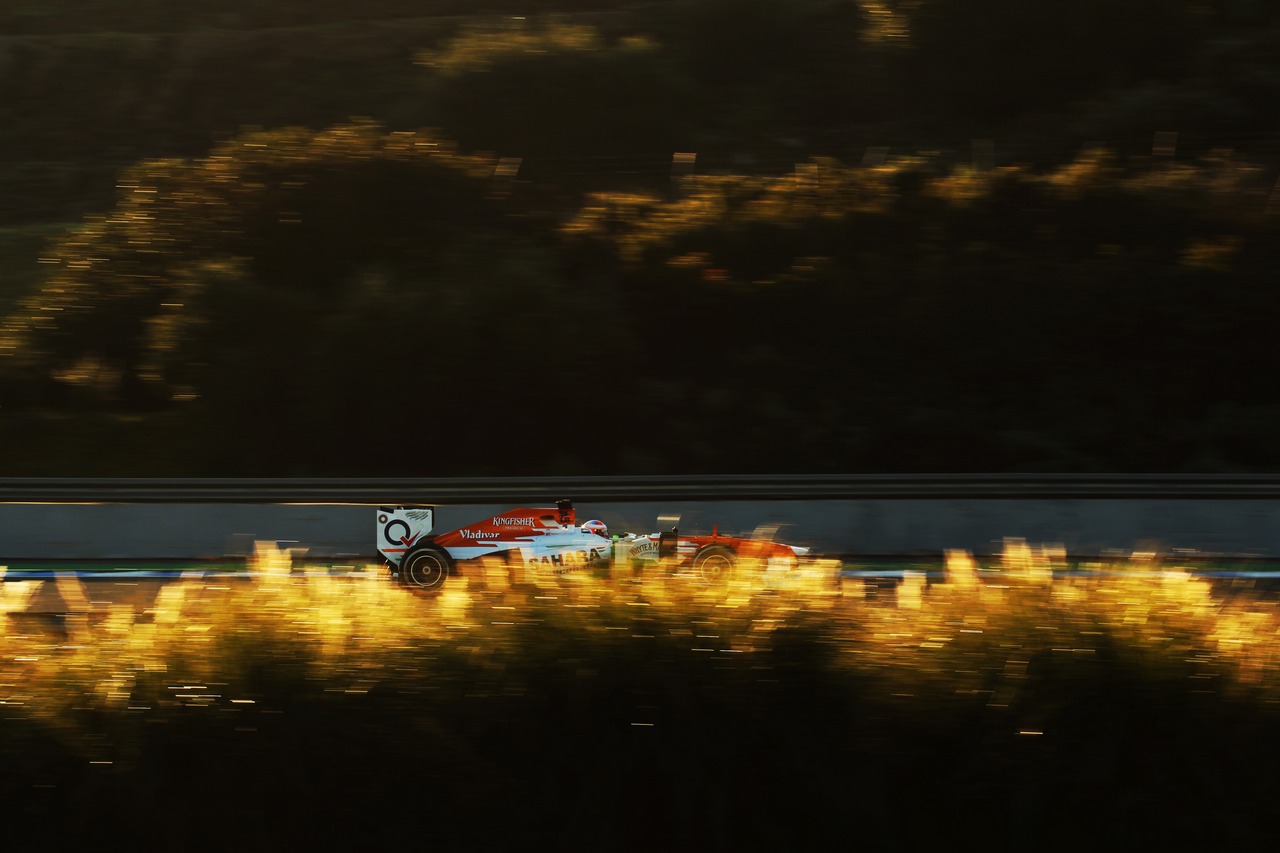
[1,1,1279,475]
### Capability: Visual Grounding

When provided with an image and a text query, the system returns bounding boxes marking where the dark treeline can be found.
[2,0,1279,475]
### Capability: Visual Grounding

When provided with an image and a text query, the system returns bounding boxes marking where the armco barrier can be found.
[6,474,1280,503]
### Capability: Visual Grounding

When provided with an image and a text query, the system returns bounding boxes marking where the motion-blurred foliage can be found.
[3,125,497,395]
[6,543,1280,846]
[416,20,695,183]
[1,0,1279,474]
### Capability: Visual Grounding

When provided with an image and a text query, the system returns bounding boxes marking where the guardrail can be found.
[5,474,1280,503]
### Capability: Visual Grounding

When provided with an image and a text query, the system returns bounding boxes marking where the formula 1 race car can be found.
[376,500,810,589]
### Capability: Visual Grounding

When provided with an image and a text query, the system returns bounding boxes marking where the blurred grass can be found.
[4,542,1280,847]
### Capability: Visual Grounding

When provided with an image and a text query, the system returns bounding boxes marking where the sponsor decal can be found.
[628,539,659,559]
[461,529,499,540]
[384,519,423,547]
[494,517,537,527]
[528,548,606,571]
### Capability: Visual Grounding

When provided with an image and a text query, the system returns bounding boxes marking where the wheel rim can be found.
[696,554,734,582]
[406,554,447,589]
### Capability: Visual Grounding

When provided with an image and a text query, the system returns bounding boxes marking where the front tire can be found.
[400,545,453,590]
[691,545,736,583]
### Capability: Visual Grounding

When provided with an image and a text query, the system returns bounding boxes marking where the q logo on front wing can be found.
[384,519,423,547]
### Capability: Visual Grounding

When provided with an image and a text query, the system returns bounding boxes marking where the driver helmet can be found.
[581,519,609,539]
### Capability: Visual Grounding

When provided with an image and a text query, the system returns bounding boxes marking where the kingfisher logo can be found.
[494,517,536,527]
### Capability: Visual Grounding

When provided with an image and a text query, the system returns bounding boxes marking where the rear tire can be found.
[691,545,736,583]
[400,545,452,590]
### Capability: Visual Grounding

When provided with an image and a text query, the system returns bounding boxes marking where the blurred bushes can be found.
[3,123,1279,475]
[3,0,1279,222]
[8,548,1280,847]
[418,21,696,186]
[1,1,1280,474]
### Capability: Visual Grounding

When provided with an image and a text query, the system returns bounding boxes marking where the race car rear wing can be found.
[377,505,435,564]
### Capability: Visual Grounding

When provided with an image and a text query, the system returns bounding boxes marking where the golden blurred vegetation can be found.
[5,542,1280,846]
[1,1,1279,475]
